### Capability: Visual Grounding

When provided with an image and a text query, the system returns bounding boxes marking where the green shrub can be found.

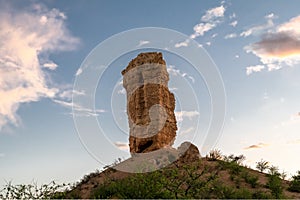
[288,170,300,193]
[256,159,269,173]
[266,174,283,198]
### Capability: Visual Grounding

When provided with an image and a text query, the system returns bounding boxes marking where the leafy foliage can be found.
[289,171,300,193]
[266,173,283,198]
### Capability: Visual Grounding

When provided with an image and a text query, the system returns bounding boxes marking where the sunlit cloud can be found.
[245,15,300,71]
[175,4,225,47]
[244,142,269,150]
[175,110,200,122]
[114,141,129,151]
[246,65,265,75]
[0,3,80,130]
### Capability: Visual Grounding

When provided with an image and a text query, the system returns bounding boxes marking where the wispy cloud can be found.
[167,65,195,83]
[0,153,5,158]
[224,33,237,39]
[53,99,106,117]
[0,3,79,130]
[244,142,269,150]
[201,5,225,22]
[240,13,275,37]
[179,127,195,135]
[43,62,58,70]
[245,15,300,71]
[175,4,225,47]
[114,141,129,151]
[175,110,200,122]
[246,65,265,75]
[229,20,238,27]
[137,40,150,47]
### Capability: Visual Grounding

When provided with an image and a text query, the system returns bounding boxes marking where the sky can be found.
[0,0,300,186]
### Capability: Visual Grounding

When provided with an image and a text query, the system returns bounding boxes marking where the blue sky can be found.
[0,0,300,185]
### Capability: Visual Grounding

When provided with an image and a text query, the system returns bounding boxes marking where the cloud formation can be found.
[167,65,195,83]
[224,33,237,39]
[244,142,269,150]
[245,15,300,72]
[175,4,225,47]
[240,13,275,37]
[175,110,200,122]
[114,141,129,151]
[246,65,265,75]
[0,3,80,130]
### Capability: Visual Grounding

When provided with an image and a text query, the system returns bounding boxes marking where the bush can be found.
[207,149,223,161]
[243,173,259,188]
[266,174,283,198]
[256,159,269,173]
[288,171,300,193]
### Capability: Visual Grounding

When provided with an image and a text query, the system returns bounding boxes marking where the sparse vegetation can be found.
[2,152,300,199]
[289,171,300,193]
[0,181,69,199]
[256,159,269,173]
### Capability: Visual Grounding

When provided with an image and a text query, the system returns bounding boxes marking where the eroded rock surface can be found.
[122,52,177,153]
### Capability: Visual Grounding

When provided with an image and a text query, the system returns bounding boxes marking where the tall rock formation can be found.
[122,52,177,153]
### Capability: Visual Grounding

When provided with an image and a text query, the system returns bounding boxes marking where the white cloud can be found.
[175,110,200,122]
[174,39,189,48]
[229,20,238,27]
[190,23,216,39]
[179,127,194,135]
[245,15,300,71]
[0,4,80,130]
[43,62,58,70]
[53,99,106,117]
[175,4,225,47]
[206,42,211,46]
[224,33,237,39]
[246,65,265,75]
[201,5,225,22]
[240,14,274,37]
[114,141,129,151]
[0,153,5,157]
[167,65,195,83]
[137,40,150,47]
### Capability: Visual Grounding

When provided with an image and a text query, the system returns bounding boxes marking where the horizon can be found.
[0,0,299,186]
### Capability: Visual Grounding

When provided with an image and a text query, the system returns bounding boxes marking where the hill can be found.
[65,147,300,199]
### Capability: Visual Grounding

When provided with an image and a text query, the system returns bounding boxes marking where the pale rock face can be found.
[122,52,177,153]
